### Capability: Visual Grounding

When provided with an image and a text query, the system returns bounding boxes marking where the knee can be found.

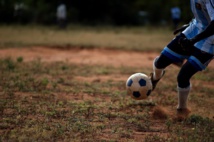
[177,72,190,88]
[177,61,198,88]
[155,54,172,69]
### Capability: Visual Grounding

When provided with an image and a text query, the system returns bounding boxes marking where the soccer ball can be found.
[126,73,152,100]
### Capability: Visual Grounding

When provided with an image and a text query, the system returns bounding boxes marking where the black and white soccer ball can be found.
[126,73,152,100]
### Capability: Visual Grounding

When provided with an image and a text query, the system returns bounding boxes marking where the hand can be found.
[173,24,189,35]
[179,37,192,47]
[178,37,194,52]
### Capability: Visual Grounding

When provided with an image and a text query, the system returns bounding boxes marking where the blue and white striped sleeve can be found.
[206,0,214,21]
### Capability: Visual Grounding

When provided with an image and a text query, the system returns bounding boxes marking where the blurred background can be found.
[0,0,192,27]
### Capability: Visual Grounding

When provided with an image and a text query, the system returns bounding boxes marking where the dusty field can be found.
[1,46,214,116]
[0,46,158,67]
[1,46,214,67]
[0,46,214,141]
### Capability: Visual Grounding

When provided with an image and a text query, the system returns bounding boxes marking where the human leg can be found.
[151,34,187,91]
[175,48,213,119]
[177,61,198,109]
[150,55,170,90]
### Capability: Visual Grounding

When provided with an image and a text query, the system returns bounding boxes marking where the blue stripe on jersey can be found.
[161,47,187,62]
[184,21,198,39]
[210,0,214,8]
[209,45,214,53]
[193,2,209,28]
[195,37,214,54]
[188,56,206,70]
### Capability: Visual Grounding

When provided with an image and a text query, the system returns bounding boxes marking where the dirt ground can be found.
[1,46,214,68]
[1,46,214,141]
[0,46,158,67]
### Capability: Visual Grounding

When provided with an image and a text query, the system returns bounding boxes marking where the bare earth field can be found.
[0,46,214,141]
[0,46,158,67]
[1,46,214,68]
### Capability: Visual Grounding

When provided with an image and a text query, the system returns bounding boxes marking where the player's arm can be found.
[179,20,214,47]
[190,20,214,43]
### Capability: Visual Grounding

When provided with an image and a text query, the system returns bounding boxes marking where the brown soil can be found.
[0,46,213,141]
[1,46,213,68]
[0,46,157,67]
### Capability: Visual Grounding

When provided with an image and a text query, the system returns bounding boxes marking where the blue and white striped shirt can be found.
[183,0,214,54]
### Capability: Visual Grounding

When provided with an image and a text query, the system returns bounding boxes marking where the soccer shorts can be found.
[161,34,213,71]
